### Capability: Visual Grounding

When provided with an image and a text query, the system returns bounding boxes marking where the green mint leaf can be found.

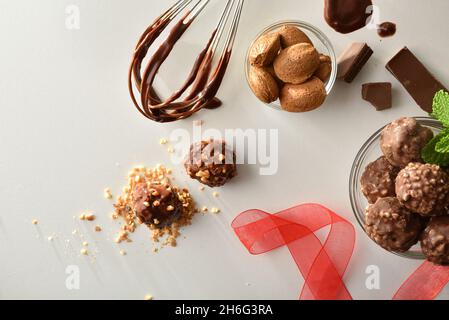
[435,131,449,153]
[422,132,449,166]
[431,90,449,126]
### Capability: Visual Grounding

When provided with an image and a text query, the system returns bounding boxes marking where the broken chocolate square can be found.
[362,82,392,111]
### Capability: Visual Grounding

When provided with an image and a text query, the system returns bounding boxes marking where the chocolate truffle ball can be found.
[421,216,449,265]
[396,163,449,216]
[132,182,182,228]
[361,156,399,204]
[380,117,433,168]
[185,139,237,188]
[365,197,423,252]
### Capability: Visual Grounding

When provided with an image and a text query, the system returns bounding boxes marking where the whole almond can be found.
[248,66,280,103]
[277,25,312,48]
[249,32,281,67]
[274,43,320,84]
[280,77,326,112]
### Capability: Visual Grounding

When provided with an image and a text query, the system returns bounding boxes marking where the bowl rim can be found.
[349,116,444,260]
[244,20,337,111]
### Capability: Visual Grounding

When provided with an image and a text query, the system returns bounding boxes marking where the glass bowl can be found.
[244,20,337,111]
[349,117,443,260]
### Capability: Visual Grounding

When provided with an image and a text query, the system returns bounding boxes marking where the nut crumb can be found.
[114,230,129,244]
[159,138,168,145]
[95,226,102,232]
[82,241,88,247]
[144,294,153,300]
[202,206,208,213]
[85,213,95,221]
[212,191,219,197]
[211,207,220,214]
[167,147,174,154]
[80,212,96,221]
[80,248,88,255]
[119,250,127,256]
[31,219,38,225]
[47,236,54,241]
[104,188,113,199]
[199,186,205,191]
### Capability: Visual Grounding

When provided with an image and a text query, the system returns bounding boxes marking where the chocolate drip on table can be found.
[377,22,396,38]
[324,0,373,34]
[128,10,231,123]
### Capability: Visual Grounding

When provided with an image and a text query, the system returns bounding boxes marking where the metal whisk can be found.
[128,0,245,123]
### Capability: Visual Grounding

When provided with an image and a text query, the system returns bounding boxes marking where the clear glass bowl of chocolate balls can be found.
[245,20,337,113]
[350,117,449,264]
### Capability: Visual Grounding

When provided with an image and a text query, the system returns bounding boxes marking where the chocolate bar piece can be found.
[362,82,392,111]
[337,43,373,83]
[386,47,447,113]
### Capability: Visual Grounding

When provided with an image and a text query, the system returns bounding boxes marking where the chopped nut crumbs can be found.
[211,207,220,214]
[95,226,102,232]
[144,294,153,300]
[80,249,88,255]
[31,219,38,225]
[119,250,127,256]
[212,191,219,197]
[113,165,197,247]
[159,138,167,145]
[202,206,208,213]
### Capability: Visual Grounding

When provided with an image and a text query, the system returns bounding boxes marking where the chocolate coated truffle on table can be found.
[365,197,423,252]
[132,182,182,228]
[421,216,449,265]
[185,139,237,187]
[380,117,434,168]
[396,163,449,217]
[361,156,399,204]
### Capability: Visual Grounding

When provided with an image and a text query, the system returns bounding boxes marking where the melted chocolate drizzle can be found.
[324,0,373,34]
[128,10,232,123]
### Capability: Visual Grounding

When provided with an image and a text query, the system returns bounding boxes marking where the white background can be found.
[1,0,449,300]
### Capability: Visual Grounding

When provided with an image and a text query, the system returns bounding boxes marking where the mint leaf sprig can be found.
[422,90,449,166]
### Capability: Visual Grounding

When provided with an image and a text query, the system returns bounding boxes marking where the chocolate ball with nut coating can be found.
[380,117,433,168]
[361,156,399,204]
[132,182,182,228]
[365,197,423,252]
[396,163,449,216]
[421,216,449,265]
[184,139,237,188]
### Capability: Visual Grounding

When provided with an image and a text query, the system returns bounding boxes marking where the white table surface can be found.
[1,0,449,300]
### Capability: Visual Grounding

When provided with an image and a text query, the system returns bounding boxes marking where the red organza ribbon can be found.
[232,204,449,300]
[231,203,355,300]
[394,261,449,300]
